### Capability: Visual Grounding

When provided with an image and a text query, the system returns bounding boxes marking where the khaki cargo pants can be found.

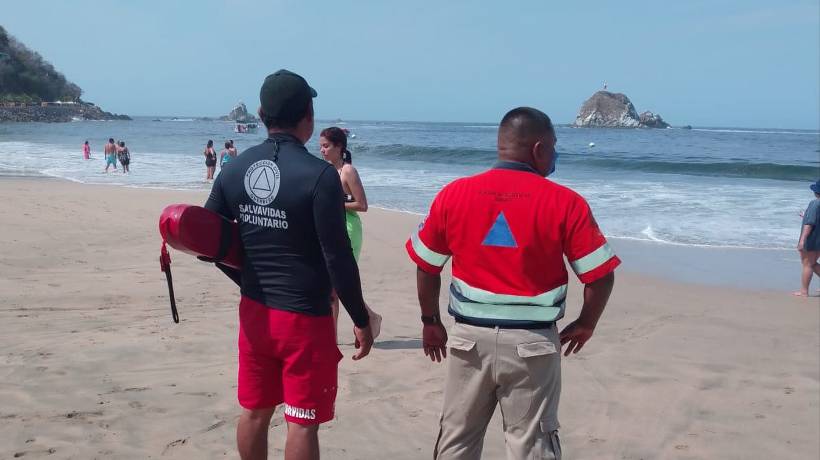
[434,322,562,460]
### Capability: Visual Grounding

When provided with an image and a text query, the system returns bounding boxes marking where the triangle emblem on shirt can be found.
[252,168,273,192]
[482,211,518,248]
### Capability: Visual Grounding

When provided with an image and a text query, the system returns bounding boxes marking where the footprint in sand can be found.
[65,410,103,420]
[203,420,226,432]
[162,438,189,455]
[14,448,57,457]
[174,391,217,398]
[784,386,795,395]
[122,387,149,392]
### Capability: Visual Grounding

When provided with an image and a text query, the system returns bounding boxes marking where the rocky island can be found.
[573,91,669,129]
[220,102,258,123]
[0,25,130,122]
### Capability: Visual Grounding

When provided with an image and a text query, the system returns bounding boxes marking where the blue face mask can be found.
[547,149,559,176]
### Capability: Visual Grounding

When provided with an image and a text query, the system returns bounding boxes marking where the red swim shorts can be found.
[237,296,342,425]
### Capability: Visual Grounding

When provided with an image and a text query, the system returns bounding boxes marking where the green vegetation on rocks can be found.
[0,25,129,121]
[0,25,82,103]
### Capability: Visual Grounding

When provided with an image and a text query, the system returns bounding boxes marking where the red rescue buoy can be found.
[158,204,242,269]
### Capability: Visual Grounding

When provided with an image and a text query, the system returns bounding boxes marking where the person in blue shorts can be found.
[103,138,117,173]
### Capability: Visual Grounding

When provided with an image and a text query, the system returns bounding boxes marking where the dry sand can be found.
[0,178,817,459]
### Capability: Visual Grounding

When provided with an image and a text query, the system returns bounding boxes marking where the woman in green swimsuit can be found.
[319,127,381,338]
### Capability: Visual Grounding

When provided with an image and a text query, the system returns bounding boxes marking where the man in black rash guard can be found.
[205,69,373,460]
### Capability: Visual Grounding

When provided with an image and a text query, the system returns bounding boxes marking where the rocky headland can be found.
[0,25,129,122]
[0,103,130,122]
[573,91,669,129]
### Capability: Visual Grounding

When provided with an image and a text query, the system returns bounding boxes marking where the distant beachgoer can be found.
[229,139,238,157]
[82,140,91,160]
[104,138,117,172]
[794,179,820,297]
[219,141,235,168]
[117,141,131,174]
[204,140,217,180]
[319,126,382,339]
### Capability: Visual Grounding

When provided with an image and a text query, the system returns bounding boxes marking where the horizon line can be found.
[121,115,820,133]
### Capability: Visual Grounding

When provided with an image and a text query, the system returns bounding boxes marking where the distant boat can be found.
[234,122,258,133]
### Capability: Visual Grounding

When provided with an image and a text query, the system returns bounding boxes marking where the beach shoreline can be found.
[0,173,805,292]
[0,177,817,459]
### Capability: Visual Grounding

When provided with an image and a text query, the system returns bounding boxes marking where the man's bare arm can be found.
[417,268,442,317]
[559,272,615,356]
[417,268,448,362]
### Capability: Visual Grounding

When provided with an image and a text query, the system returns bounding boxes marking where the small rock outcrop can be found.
[573,91,669,128]
[638,111,669,129]
[222,102,257,123]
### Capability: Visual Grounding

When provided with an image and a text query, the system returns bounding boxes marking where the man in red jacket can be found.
[407,107,619,459]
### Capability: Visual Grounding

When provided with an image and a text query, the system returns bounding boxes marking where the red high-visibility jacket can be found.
[406,161,620,326]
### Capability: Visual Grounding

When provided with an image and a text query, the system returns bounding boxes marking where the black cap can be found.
[259,69,317,119]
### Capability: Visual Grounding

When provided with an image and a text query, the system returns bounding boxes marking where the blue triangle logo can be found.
[482,212,518,248]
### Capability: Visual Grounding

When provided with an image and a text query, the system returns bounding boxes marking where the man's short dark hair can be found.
[259,100,311,130]
[499,107,554,139]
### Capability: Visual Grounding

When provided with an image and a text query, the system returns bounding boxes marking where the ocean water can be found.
[0,118,818,251]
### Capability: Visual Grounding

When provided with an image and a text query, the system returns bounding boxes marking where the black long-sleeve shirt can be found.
[204,133,369,327]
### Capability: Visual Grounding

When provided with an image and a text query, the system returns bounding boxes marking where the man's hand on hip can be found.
[352,325,373,360]
[423,323,448,363]
[559,320,595,357]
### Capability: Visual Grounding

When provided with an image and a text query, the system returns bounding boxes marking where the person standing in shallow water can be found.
[104,138,117,172]
[204,139,217,180]
[220,141,236,169]
[319,126,382,339]
[82,140,91,160]
[117,141,131,174]
[794,179,820,297]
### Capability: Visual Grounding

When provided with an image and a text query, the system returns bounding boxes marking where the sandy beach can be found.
[0,177,817,459]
